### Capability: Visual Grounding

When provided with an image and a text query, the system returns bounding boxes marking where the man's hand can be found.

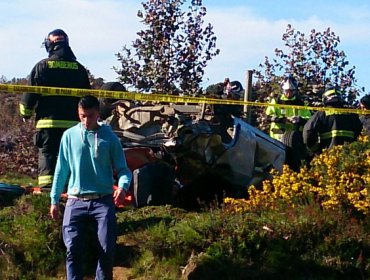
[288,116,301,124]
[50,204,59,220]
[113,187,126,207]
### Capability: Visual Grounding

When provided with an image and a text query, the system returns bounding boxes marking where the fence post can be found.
[244,70,253,123]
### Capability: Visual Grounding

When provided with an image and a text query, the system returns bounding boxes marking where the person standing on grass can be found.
[50,95,132,280]
[19,29,91,191]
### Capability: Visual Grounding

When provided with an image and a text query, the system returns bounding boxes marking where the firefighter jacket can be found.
[266,95,311,141]
[303,110,363,153]
[19,50,91,129]
[360,115,370,136]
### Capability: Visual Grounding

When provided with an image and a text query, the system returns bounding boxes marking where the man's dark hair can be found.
[360,94,370,109]
[79,95,100,110]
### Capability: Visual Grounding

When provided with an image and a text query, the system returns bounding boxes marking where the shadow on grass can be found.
[116,216,173,235]
[114,243,140,267]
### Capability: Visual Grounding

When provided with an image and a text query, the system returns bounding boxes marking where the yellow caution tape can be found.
[0,83,369,115]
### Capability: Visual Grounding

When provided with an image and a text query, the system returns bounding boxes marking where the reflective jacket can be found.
[266,95,311,141]
[303,110,363,153]
[19,52,90,129]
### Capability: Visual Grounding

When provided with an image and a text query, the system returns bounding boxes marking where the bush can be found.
[225,137,370,215]
[2,138,370,279]
[0,93,37,177]
[0,194,64,279]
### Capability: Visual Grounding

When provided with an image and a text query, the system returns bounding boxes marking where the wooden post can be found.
[244,70,253,123]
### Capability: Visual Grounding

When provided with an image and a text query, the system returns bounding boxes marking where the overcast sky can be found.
[0,0,370,95]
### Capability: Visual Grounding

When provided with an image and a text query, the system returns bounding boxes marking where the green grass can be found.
[1,176,370,279]
[0,173,37,186]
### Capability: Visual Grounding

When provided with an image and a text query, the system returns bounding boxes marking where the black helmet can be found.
[100,82,126,91]
[360,94,370,109]
[322,86,342,105]
[43,29,69,52]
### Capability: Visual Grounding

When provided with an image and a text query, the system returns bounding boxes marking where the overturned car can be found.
[103,96,285,210]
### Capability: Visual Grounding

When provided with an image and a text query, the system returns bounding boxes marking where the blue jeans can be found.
[62,195,116,280]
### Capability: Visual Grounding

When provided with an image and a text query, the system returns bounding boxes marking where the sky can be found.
[1,0,370,95]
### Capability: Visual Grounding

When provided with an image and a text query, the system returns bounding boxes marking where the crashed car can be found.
[104,98,285,210]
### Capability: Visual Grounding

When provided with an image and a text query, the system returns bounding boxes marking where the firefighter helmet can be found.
[43,29,69,52]
[281,75,298,91]
[322,86,342,105]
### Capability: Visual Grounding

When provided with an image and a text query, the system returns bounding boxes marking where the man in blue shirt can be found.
[50,95,132,280]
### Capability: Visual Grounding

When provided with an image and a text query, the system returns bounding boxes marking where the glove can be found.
[271,116,284,123]
[288,116,301,124]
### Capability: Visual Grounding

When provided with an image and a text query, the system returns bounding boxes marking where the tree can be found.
[114,0,219,95]
[253,24,363,131]
[254,24,362,105]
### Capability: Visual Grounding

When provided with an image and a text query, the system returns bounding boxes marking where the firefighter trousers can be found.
[34,128,66,188]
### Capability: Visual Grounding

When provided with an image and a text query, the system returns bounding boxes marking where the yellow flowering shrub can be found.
[224,136,370,215]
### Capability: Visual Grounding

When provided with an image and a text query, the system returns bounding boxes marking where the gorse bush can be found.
[225,135,370,216]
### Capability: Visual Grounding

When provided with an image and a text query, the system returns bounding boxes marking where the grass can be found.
[0,173,37,186]
[1,185,370,279]
[1,93,370,279]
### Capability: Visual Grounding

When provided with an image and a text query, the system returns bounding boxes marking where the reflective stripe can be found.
[19,104,33,117]
[320,130,355,140]
[47,61,78,69]
[325,110,341,116]
[36,119,78,129]
[38,175,53,186]
[323,89,336,97]
[266,98,278,116]
[280,95,296,101]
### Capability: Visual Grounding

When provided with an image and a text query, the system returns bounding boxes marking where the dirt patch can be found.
[113,266,136,280]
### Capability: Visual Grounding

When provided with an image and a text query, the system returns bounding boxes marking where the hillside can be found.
[2,92,370,279]
[0,93,37,178]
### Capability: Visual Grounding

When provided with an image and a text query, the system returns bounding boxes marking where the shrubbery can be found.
[225,135,370,215]
[0,194,64,279]
[1,98,370,279]
[0,93,37,177]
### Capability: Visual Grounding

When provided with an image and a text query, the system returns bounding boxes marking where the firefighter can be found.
[99,82,126,120]
[19,29,91,190]
[359,94,370,136]
[266,75,311,141]
[303,86,363,154]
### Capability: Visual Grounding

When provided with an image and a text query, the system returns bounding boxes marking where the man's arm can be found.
[19,64,43,119]
[110,134,132,204]
[50,133,71,219]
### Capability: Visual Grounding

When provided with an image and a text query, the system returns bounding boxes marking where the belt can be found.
[68,194,108,201]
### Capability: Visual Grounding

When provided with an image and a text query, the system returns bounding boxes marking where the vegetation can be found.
[114,0,220,95]
[0,93,37,178]
[254,24,362,105]
[253,24,363,131]
[2,136,370,279]
[2,91,369,279]
[226,136,370,216]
